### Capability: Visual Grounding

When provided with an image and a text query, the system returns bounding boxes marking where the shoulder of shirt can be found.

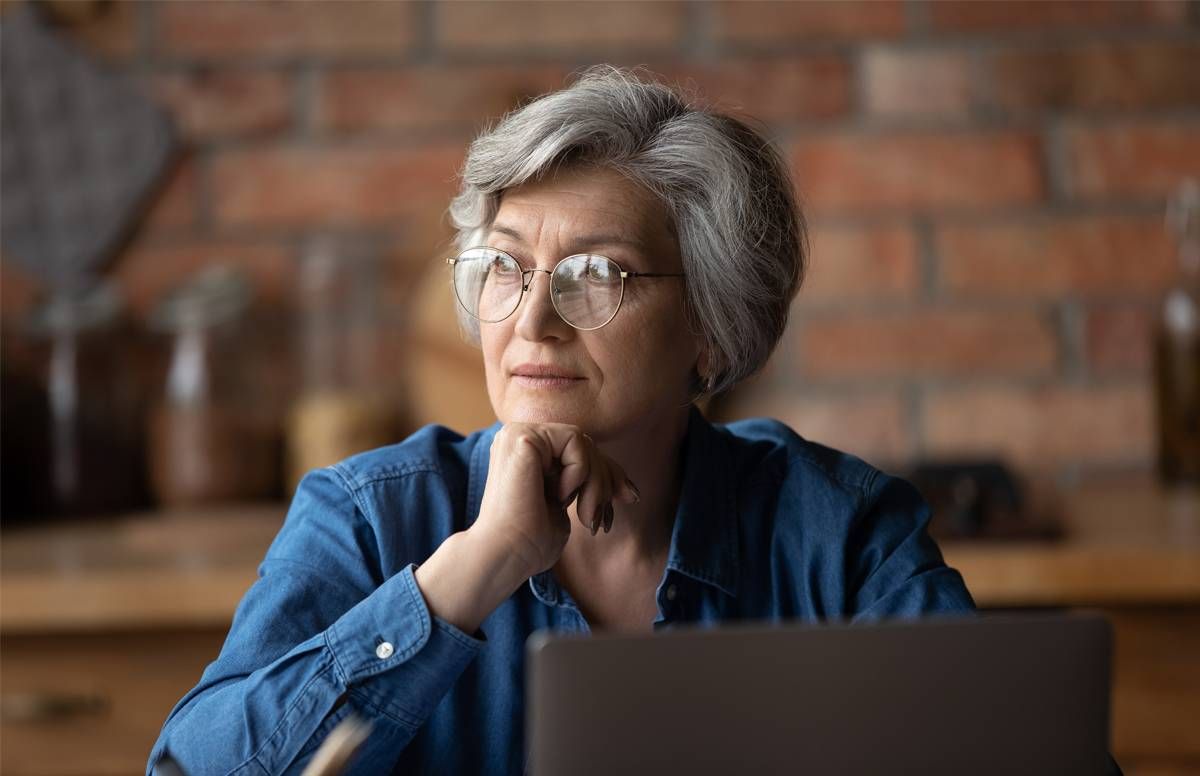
[716,415,883,496]
[323,421,497,493]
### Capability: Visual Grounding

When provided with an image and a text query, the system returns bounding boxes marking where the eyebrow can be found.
[488,224,647,253]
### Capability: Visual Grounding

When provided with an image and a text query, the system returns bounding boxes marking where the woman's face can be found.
[479,165,703,440]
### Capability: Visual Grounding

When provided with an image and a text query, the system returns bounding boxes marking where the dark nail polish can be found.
[603,504,613,533]
[561,487,581,509]
[625,477,641,502]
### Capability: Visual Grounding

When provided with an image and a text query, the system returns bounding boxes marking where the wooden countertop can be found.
[943,480,1200,607]
[3,481,1199,634]
[1,505,286,634]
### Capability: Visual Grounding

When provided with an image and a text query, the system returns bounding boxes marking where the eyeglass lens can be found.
[452,248,625,330]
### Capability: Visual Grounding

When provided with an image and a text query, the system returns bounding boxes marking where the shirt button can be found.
[376,641,394,659]
[665,584,678,602]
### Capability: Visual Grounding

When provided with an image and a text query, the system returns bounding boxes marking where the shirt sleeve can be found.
[147,468,487,776]
[845,472,977,622]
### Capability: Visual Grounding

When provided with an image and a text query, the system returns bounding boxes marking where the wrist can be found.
[413,528,533,635]
[461,522,540,587]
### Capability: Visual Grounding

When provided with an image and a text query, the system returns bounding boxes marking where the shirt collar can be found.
[468,405,740,604]
[663,404,740,597]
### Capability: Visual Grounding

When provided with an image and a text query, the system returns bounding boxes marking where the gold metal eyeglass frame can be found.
[446,247,685,331]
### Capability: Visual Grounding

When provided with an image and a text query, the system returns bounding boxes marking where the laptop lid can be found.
[526,612,1111,776]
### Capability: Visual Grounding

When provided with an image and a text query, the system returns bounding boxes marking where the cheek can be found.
[602,312,698,395]
[480,328,508,394]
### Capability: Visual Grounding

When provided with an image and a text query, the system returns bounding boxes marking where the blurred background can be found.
[1,0,1198,774]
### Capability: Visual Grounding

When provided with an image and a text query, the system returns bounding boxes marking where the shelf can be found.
[3,481,1200,633]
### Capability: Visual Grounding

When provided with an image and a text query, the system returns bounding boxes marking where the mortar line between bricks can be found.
[414,0,438,63]
[681,0,710,61]
[1042,116,1070,205]
[1059,298,1091,384]
[136,0,157,64]
[914,217,940,303]
[907,383,926,461]
[294,61,319,143]
[904,0,932,37]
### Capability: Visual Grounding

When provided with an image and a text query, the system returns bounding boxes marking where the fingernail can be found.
[625,477,641,502]
[561,487,581,509]
[603,504,613,533]
[590,518,599,536]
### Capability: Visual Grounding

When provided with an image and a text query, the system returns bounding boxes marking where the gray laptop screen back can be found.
[527,612,1111,776]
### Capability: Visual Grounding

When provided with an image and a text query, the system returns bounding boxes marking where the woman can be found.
[148,66,974,775]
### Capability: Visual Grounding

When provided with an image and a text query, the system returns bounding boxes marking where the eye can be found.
[489,253,520,275]
[586,258,612,281]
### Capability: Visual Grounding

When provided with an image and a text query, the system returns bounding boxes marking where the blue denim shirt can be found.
[148,408,976,775]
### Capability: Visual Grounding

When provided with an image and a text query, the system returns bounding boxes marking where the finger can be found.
[578,446,614,535]
[534,425,592,506]
[606,457,640,505]
[595,463,615,535]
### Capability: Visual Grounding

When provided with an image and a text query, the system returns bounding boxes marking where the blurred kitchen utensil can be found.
[904,459,1061,541]
[0,3,176,288]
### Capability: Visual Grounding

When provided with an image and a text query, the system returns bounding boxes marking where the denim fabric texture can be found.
[148,407,979,775]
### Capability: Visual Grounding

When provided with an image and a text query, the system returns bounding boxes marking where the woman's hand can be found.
[468,422,640,578]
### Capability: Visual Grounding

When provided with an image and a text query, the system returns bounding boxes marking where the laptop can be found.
[526,611,1112,776]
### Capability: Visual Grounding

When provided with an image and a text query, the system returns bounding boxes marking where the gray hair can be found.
[448,65,807,397]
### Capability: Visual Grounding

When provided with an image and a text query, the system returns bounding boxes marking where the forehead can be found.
[490,166,674,247]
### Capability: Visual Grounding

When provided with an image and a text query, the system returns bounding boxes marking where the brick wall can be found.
[3,0,1199,485]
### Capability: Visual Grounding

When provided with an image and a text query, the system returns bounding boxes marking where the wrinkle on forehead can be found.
[488,167,678,264]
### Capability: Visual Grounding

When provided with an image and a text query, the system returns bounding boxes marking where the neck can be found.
[561,404,693,574]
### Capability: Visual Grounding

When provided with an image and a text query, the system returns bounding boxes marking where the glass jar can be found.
[10,282,148,516]
[147,265,278,506]
[1156,179,1200,485]
[285,237,399,492]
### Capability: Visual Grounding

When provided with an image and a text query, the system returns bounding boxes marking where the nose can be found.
[514,269,573,342]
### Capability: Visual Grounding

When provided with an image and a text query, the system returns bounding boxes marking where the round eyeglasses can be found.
[447,247,685,331]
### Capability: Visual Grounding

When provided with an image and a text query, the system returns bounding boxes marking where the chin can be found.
[504,402,594,429]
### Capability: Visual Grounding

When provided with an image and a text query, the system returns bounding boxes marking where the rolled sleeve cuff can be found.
[325,563,487,726]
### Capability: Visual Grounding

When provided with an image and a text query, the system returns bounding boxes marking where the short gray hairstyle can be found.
[448,65,807,397]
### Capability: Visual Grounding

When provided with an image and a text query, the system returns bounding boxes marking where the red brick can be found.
[1062,120,1200,200]
[936,215,1176,297]
[800,223,920,302]
[989,41,1200,114]
[113,238,292,317]
[211,146,465,228]
[929,0,1188,31]
[863,49,973,120]
[159,1,416,59]
[798,308,1058,379]
[1086,303,1156,375]
[716,388,912,463]
[923,382,1153,466]
[437,2,686,53]
[713,0,906,43]
[141,158,200,233]
[658,56,853,122]
[147,70,292,140]
[791,131,1045,214]
[45,0,140,62]
[318,65,572,135]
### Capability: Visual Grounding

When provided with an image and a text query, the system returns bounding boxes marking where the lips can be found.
[511,363,583,379]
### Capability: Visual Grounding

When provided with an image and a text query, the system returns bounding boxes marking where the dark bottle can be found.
[1155,180,1200,485]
